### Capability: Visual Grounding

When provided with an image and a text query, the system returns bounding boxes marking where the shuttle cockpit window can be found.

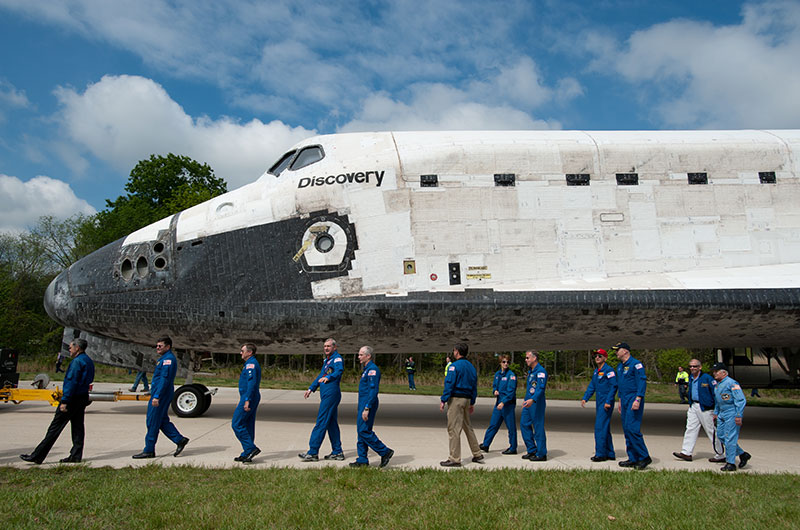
[268,150,297,177]
[290,146,324,171]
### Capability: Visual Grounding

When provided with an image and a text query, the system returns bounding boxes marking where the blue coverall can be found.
[582,361,617,459]
[143,349,185,453]
[481,368,518,451]
[232,355,261,456]
[616,356,650,462]
[714,375,747,465]
[520,363,547,457]
[306,351,344,455]
[355,360,391,463]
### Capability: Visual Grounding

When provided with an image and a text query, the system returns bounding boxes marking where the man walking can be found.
[520,350,548,462]
[232,343,261,463]
[349,346,394,468]
[439,343,482,467]
[132,337,189,459]
[672,359,725,463]
[711,362,751,471]
[299,338,344,462]
[581,348,617,462]
[21,339,95,464]
[613,342,651,470]
[480,354,517,454]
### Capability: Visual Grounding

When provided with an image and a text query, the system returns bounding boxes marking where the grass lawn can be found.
[1,465,798,529]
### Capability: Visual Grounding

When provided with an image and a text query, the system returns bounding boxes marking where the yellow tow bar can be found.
[0,386,150,406]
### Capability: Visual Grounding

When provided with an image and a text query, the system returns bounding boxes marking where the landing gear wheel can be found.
[171,385,205,418]
[193,383,212,414]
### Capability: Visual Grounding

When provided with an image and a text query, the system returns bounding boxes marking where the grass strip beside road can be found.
[2,466,798,529]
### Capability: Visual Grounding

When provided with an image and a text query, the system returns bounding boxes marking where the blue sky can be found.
[1,0,799,232]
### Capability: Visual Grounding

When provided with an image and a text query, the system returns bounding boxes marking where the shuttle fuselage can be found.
[45,130,800,372]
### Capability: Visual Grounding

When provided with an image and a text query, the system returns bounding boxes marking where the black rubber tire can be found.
[171,385,204,418]
[194,383,212,414]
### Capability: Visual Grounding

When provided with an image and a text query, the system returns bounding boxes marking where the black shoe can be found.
[132,452,155,459]
[241,447,261,463]
[298,452,318,462]
[721,463,737,472]
[635,457,652,470]
[349,461,369,467]
[379,449,394,468]
[521,453,534,460]
[738,452,751,468]
[439,460,461,467]
[590,456,607,462]
[502,448,517,455]
[479,444,489,452]
[174,437,189,457]
[234,455,245,462]
[323,452,345,461]
[472,454,484,463]
[529,455,547,462]
[20,454,42,464]
[59,456,81,463]
[618,459,635,467]
[673,452,692,462]
[708,456,726,463]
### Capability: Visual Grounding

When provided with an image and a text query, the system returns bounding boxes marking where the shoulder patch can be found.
[334,357,342,363]
[368,369,377,376]
[732,384,741,390]
[510,375,516,380]
[634,363,643,369]
[448,366,455,371]
[246,363,255,369]
[607,371,615,377]
[537,372,546,378]
[163,359,172,366]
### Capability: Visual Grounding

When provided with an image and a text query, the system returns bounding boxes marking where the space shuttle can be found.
[44,130,800,378]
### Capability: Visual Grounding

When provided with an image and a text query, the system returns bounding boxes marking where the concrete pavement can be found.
[3,382,798,473]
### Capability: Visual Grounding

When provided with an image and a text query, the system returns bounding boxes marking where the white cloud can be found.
[0,174,95,232]
[598,1,800,128]
[339,83,560,132]
[54,75,316,190]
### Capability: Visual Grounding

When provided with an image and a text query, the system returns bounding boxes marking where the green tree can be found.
[78,153,227,249]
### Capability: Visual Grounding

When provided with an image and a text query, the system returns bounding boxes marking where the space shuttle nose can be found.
[44,270,69,326]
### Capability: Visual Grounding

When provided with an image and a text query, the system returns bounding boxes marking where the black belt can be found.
[452,393,471,400]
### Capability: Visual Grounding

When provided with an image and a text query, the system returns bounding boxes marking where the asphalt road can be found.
[3,382,798,473]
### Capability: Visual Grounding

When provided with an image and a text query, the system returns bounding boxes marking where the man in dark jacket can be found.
[21,338,95,464]
[439,343,482,467]
[672,359,725,463]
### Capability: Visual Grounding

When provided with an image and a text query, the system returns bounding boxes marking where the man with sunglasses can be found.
[672,359,725,463]
[581,348,617,462]
[479,355,518,455]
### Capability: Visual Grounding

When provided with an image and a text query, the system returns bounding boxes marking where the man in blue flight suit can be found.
[299,338,344,462]
[613,341,651,470]
[232,343,261,463]
[21,339,95,464]
[439,343,483,467]
[581,348,617,462]
[711,362,751,471]
[132,337,189,459]
[349,346,394,468]
[479,354,518,454]
[520,350,548,462]
[673,359,725,463]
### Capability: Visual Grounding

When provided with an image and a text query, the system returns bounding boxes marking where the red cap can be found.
[593,349,608,357]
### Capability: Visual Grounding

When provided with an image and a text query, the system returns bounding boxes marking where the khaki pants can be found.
[446,397,481,461]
